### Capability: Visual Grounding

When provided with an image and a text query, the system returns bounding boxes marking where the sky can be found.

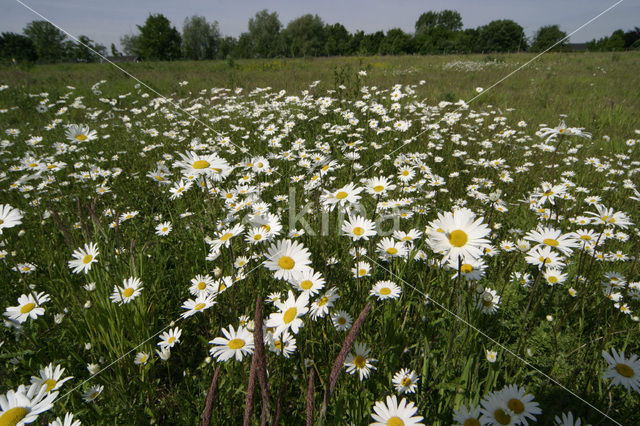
[2,0,638,51]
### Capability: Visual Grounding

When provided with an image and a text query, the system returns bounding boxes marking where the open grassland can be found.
[3,52,640,143]
[1,52,640,425]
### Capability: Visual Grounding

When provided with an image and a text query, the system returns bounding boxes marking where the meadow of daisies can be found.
[1,53,640,425]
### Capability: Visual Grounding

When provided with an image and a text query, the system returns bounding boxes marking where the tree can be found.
[531,25,568,52]
[234,33,253,58]
[437,10,463,32]
[247,9,282,58]
[23,20,67,62]
[477,19,527,52]
[587,29,625,51]
[415,10,462,35]
[606,29,626,51]
[217,36,237,59]
[415,26,471,54]
[0,32,38,63]
[623,27,640,48]
[136,14,182,60]
[325,23,351,56]
[414,10,465,54]
[71,35,106,62]
[349,30,365,55]
[120,34,141,56]
[110,43,121,57]
[282,14,326,57]
[415,11,438,35]
[182,15,220,60]
[379,28,412,55]
[359,31,385,55]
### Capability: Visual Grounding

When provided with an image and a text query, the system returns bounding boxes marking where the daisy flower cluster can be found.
[1,69,639,424]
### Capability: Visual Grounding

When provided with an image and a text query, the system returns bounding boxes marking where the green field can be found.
[1,52,640,425]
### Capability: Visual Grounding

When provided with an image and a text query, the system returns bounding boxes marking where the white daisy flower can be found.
[370,395,423,425]
[265,290,309,336]
[209,325,254,362]
[345,342,377,381]
[602,348,640,393]
[263,239,312,282]
[68,242,99,274]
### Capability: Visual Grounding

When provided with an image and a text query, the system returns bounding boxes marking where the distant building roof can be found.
[568,43,588,51]
[102,55,141,63]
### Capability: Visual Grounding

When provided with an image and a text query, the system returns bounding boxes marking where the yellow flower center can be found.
[507,398,525,414]
[538,256,551,264]
[198,282,206,290]
[401,377,412,386]
[0,219,3,224]
[379,287,391,295]
[358,269,367,276]
[76,134,87,141]
[543,238,559,246]
[464,419,481,426]
[192,160,210,169]
[449,230,468,247]
[461,264,473,273]
[283,307,297,324]
[194,302,206,311]
[278,256,295,270]
[482,298,493,307]
[253,234,262,241]
[300,280,313,290]
[337,317,346,325]
[387,417,404,426]
[123,288,134,298]
[386,247,398,255]
[0,407,29,426]
[220,232,233,242]
[493,409,511,425]
[335,191,348,199]
[548,276,558,284]
[44,378,57,392]
[228,339,245,349]
[542,190,553,196]
[90,391,99,399]
[353,227,365,236]
[318,296,329,306]
[373,185,384,192]
[168,337,176,344]
[161,227,168,232]
[402,170,409,176]
[580,235,591,240]
[353,355,366,369]
[20,303,35,314]
[29,163,37,168]
[82,254,93,264]
[616,363,635,378]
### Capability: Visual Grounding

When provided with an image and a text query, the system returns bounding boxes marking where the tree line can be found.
[2,10,639,64]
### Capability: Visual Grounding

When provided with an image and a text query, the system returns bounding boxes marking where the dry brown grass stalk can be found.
[199,366,221,426]
[319,302,371,419]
